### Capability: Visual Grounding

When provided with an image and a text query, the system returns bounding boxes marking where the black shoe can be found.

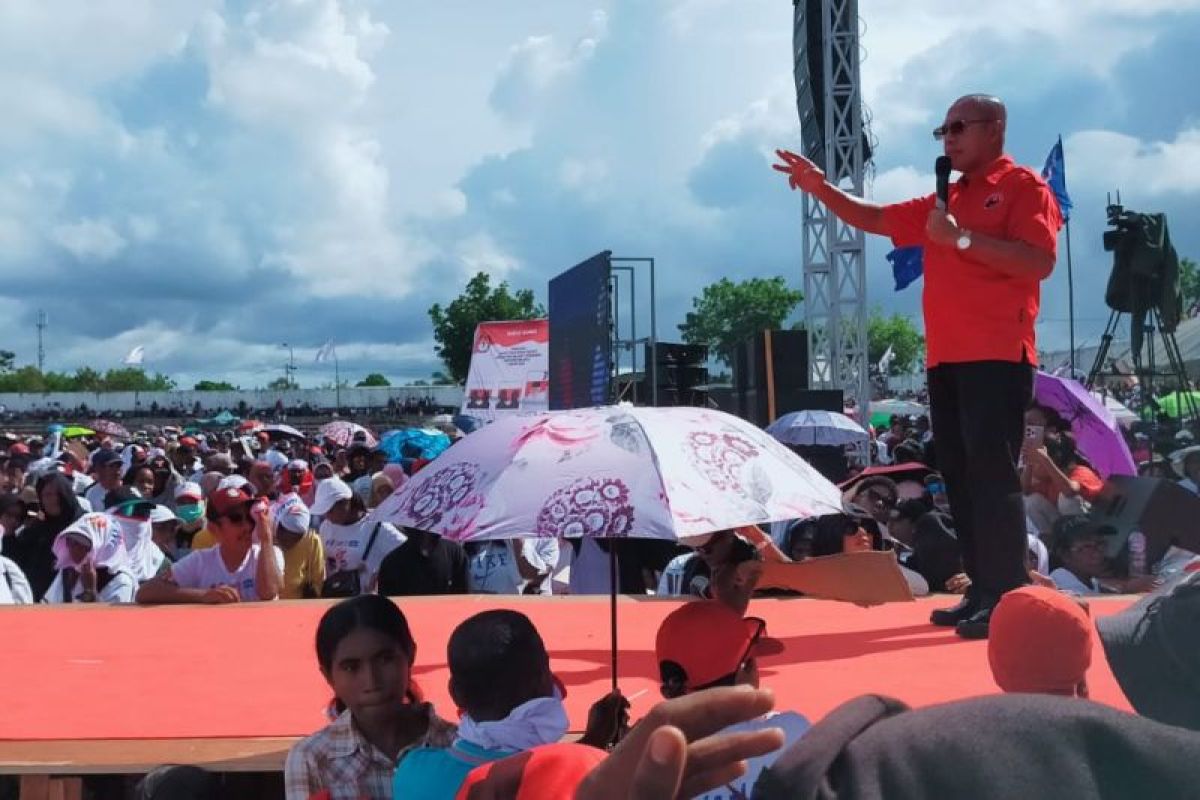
[956,604,994,640]
[930,595,979,627]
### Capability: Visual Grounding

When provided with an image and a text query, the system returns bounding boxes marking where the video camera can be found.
[1102,199,1145,254]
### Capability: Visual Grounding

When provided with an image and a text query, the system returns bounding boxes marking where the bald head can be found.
[941,94,1007,174]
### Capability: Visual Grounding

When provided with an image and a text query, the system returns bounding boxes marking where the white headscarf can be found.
[113,511,160,581]
[52,513,131,573]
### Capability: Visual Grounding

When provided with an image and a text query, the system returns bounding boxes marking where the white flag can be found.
[877,344,894,373]
[122,345,145,366]
[315,341,337,363]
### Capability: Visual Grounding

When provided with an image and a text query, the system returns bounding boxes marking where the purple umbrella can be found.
[1034,371,1136,478]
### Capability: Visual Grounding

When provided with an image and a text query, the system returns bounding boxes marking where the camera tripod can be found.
[1086,305,1199,426]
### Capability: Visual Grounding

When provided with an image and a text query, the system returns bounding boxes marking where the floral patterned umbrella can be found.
[89,420,130,439]
[372,403,843,696]
[317,420,377,448]
[372,404,843,542]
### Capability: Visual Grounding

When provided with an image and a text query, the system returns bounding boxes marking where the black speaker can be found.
[1089,476,1200,563]
[733,330,814,426]
[646,342,709,407]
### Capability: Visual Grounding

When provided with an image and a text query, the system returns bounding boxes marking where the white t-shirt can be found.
[85,481,116,512]
[467,540,560,595]
[692,712,811,800]
[1051,567,1102,595]
[42,569,136,604]
[656,553,709,598]
[319,519,406,585]
[0,557,32,605]
[168,543,285,601]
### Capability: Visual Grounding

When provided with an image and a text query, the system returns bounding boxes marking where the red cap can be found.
[8,443,29,456]
[455,743,605,800]
[989,586,1092,696]
[179,436,198,448]
[208,484,254,517]
[655,601,783,691]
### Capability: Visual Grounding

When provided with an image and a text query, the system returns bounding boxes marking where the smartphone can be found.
[1024,424,1045,447]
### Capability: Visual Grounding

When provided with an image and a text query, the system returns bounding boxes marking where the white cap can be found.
[310,477,353,515]
[174,481,203,502]
[149,505,177,524]
[276,495,312,534]
[218,474,251,492]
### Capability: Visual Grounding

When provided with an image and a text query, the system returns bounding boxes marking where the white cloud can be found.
[489,9,608,119]
[559,157,608,192]
[51,218,128,262]
[1067,127,1200,195]
[869,166,936,205]
[453,232,520,281]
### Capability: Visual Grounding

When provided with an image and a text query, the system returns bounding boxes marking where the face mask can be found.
[177,503,204,524]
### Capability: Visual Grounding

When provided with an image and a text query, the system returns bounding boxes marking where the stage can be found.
[0,595,1135,784]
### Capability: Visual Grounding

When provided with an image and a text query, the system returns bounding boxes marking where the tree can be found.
[194,380,237,391]
[867,309,925,375]
[429,272,545,383]
[0,350,14,373]
[430,371,455,385]
[357,373,391,387]
[1181,257,1199,314]
[266,377,292,390]
[678,277,803,367]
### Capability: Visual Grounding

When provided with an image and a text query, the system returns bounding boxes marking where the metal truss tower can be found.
[793,0,869,423]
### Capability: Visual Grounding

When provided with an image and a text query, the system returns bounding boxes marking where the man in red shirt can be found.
[773,94,1062,638]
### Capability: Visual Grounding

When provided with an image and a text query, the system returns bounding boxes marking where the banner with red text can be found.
[461,320,549,422]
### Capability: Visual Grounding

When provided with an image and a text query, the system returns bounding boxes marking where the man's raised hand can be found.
[772,149,826,193]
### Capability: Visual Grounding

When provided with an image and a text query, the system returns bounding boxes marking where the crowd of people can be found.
[0,406,1196,798]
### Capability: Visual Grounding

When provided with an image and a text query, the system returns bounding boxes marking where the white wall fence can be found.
[0,386,465,414]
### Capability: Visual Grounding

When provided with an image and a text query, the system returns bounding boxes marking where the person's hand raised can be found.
[575,686,785,800]
[772,149,826,193]
[251,498,274,547]
[201,585,240,604]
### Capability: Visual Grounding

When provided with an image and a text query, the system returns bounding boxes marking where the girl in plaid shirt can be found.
[285,596,456,800]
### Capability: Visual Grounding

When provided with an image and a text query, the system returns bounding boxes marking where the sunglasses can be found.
[220,510,253,526]
[932,118,997,140]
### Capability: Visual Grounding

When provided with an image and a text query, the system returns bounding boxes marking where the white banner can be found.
[461,320,549,422]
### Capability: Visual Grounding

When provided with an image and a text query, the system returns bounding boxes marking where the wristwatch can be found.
[956,229,973,251]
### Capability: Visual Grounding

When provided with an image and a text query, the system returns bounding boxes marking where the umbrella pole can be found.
[609,537,618,694]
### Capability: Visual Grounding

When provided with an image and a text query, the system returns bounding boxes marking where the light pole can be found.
[281,343,297,388]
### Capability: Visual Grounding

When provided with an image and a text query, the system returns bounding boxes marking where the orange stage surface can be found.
[0,595,1133,742]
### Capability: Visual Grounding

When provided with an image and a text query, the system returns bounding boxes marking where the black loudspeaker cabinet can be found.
[733,330,834,426]
[1089,475,1200,564]
[645,342,709,407]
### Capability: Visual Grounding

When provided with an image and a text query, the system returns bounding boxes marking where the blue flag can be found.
[1041,137,1072,223]
[887,246,923,291]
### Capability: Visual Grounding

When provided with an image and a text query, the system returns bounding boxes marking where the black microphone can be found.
[935,156,951,210]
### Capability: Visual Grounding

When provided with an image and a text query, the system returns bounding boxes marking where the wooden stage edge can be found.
[0,737,295,776]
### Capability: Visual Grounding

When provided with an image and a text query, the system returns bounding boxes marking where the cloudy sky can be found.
[2,0,1198,388]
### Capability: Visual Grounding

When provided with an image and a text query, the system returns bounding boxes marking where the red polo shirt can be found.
[882,155,1061,367]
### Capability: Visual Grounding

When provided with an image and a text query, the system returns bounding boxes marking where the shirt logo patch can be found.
[984,192,1003,209]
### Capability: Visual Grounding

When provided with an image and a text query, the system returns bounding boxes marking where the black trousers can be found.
[926,360,1033,596]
